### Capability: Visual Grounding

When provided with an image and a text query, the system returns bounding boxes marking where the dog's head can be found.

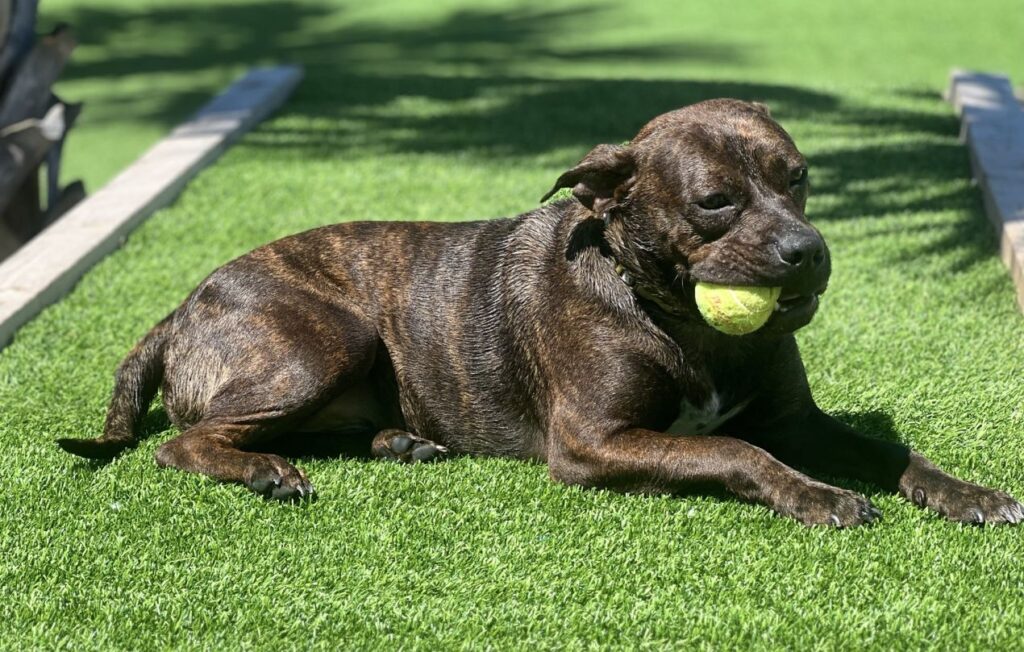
[543,99,829,335]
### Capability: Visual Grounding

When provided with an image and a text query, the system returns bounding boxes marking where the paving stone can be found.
[947,69,1024,312]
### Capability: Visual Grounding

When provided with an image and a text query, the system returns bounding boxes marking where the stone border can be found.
[946,69,1024,312]
[0,65,303,348]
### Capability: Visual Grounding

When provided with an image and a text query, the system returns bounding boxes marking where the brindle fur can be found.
[58,99,1022,526]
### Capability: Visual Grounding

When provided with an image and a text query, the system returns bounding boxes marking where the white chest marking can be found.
[666,390,751,436]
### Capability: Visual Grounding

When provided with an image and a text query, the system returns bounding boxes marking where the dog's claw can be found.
[852,502,880,526]
[247,454,314,502]
[411,443,440,462]
[829,514,841,527]
[1012,502,1024,524]
[912,487,927,507]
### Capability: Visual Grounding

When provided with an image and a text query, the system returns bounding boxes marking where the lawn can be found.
[3,0,1024,648]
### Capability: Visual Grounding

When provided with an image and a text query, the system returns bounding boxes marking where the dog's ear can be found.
[540,144,636,215]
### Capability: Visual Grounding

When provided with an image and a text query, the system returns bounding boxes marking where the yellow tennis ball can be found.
[694,283,782,335]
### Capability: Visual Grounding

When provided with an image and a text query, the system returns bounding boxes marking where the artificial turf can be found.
[3,0,1024,648]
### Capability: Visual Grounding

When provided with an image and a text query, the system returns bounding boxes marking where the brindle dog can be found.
[59,99,1022,526]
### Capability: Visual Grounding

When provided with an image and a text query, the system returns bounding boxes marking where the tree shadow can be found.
[250,73,846,156]
[41,1,1000,278]
[44,2,741,127]
[54,3,745,80]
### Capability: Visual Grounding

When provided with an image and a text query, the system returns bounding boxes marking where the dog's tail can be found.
[57,313,173,459]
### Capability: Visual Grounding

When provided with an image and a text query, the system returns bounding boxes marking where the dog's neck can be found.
[612,260,681,316]
[599,211,690,319]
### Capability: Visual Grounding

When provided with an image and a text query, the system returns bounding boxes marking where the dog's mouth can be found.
[774,291,819,314]
[763,289,824,333]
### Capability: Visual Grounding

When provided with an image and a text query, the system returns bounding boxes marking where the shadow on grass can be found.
[56,3,747,81]
[138,406,172,439]
[831,410,904,445]
[251,428,377,461]
[46,0,986,256]
[46,2,740,126]
[798,410,909,496]
[36,1,998,303]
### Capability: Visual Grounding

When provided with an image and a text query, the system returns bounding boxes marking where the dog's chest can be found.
[666,391,751,436]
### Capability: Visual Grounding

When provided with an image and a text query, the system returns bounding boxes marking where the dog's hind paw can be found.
[371,430,449,463]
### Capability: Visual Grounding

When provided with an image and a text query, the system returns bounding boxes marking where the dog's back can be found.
[151,206,583,461]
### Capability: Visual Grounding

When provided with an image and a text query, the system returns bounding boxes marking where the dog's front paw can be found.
[903,472,1023,525]
[246,454,316,502]
[781,481,881,528]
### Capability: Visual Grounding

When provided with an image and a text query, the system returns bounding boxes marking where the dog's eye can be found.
[790,167,808,188]
[697,193,732,210]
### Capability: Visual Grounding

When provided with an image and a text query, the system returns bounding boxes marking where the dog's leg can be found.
[745,409,1023,525]
[151,296,381,499]
[548,427,879,527]
[371,429,449,463]
[155,421,315,500]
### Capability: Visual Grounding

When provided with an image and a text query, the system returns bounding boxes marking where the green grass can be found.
[4,0,1024,648]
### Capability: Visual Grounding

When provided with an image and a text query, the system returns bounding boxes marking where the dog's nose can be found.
[776,230,826,269]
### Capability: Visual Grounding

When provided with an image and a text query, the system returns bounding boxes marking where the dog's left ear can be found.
[540,144,636,215]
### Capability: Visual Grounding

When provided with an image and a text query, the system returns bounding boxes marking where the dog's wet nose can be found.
[776,230,826,269]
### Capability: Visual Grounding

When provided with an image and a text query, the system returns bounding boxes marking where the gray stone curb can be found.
[946,69,1024,313]
[0,65,303,348]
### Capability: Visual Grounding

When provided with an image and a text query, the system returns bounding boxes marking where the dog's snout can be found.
[776,231,826,269]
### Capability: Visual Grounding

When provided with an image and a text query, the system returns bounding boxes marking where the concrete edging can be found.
[0,65,304,348]
[946,69,1024,313]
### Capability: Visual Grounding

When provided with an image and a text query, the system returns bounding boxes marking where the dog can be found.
[58,99,1022,526]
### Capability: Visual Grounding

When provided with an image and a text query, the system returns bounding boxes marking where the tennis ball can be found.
[694,283,782,335]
